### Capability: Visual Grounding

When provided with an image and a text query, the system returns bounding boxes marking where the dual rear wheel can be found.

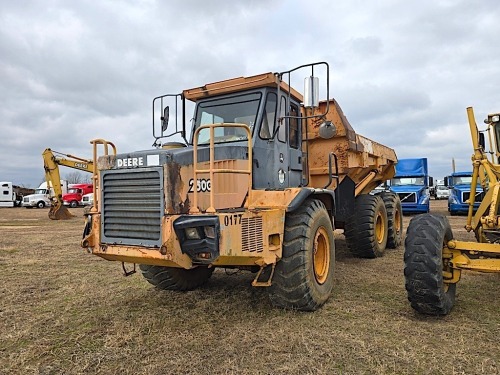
[345,192,403,258]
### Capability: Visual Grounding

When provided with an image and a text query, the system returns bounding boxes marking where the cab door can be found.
[274,95,290,188]
[287,102,303,187]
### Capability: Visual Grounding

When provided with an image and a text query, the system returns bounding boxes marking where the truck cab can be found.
[63,184,93,208]
[446,172,484,215]
[390,158,431,213]
[23,181,68,209]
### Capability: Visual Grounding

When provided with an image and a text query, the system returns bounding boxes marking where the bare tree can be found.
[64,171,91,184]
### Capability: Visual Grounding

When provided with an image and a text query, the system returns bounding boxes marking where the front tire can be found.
[139,265,214,291]
[345,194,388,258]
[380,192,403,248]
[37,201,45,209]
[70,200,78,208]
[269,199,335,311]
[404,214,456,315]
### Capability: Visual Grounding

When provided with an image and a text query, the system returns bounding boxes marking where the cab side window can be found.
[289,104,300,149]
[259,93,277,139]
[277,96,287,143]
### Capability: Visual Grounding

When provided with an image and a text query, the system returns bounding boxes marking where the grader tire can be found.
[345,194,388,258]
[380,192,403,249]
[269,199,335,311]
[404,214,456,315]
[139,265,214,291]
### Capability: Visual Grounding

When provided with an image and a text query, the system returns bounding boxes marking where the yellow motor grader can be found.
[404,107,500,315]
[81,62,401,310]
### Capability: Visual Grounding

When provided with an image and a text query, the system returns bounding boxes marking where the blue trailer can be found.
[390,158,431,214]
[446,171,484,215]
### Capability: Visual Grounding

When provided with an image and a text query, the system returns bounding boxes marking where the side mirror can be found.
[429,176,434,187]
[444,176,449,186]
[161,106,170,132]
[304,76,319,108]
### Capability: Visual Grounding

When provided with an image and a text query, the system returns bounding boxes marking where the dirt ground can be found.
[0,200,499,375]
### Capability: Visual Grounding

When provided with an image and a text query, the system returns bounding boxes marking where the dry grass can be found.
[0,200,499,375]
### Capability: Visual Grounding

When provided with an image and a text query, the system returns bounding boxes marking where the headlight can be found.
[204,226,215,239]
[419,195,429,204]
[185,227,201,240]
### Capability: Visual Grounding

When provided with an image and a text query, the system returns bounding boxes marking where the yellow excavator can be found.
[43,139,116,220]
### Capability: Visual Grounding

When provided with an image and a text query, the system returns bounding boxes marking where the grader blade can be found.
[48,205,75,220]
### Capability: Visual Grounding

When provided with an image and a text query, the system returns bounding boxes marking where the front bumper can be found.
[401,203,429,214]
[449,203,479,214]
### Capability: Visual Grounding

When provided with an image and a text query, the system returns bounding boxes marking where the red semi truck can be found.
[63,184,93,208]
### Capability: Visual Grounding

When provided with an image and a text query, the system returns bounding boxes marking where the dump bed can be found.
[305,100,397,195]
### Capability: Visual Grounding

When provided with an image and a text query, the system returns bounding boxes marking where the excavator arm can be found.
[42,139,116,220]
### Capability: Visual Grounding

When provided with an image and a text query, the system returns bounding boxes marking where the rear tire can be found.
[269,199,335,311]
[139,265,214,291]
[380,192,403,248]
[345,194,388,258]
[404,214,456,315]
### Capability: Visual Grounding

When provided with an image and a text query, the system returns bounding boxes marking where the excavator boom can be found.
[42,139,116,220]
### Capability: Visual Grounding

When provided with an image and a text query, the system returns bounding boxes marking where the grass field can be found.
[0,200,499,375]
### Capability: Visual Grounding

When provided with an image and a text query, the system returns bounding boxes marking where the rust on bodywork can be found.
[164,160,190,214]
[305,99,397,195]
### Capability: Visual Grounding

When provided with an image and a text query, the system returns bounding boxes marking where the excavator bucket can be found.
[48,205,75,220]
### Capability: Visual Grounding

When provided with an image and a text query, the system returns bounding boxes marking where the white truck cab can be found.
[22,180,68,209]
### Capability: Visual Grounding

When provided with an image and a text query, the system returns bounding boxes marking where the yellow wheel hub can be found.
[313,227,330,284]
[375,212,385,244]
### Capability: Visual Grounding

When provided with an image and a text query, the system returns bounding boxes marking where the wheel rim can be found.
[394,208,401,235]
[375,211,385,244]
[313,226,330,285]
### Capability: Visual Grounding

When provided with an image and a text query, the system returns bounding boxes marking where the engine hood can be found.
[452,184,483,193]
[96,143,249,171]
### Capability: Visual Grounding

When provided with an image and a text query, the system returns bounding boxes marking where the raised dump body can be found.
[82,62,400,311]
[306,100,396,197]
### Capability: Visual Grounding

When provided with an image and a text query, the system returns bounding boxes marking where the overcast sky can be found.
[1,0,499,188]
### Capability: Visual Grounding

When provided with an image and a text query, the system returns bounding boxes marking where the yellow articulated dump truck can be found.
[81,62,399,310]
[404,108,500,315]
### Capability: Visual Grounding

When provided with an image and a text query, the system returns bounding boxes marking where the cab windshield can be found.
[192,92,261,145]
[391,177,425,186]
[34,188,48,194]
[67,188,82,194]
[451,176,473,185]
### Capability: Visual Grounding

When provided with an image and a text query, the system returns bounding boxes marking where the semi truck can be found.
[22,180,69,208]
[81,62,401,311]
[0,182,17,207]
[446,171,484,215]
[0,182,34,207]
[63,183,94,208]
[390,158,431,214]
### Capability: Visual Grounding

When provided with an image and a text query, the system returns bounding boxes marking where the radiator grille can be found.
[462,191,485,203]
[102,169,162,246]
[397,192,417,203]
[241,217,263,252]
